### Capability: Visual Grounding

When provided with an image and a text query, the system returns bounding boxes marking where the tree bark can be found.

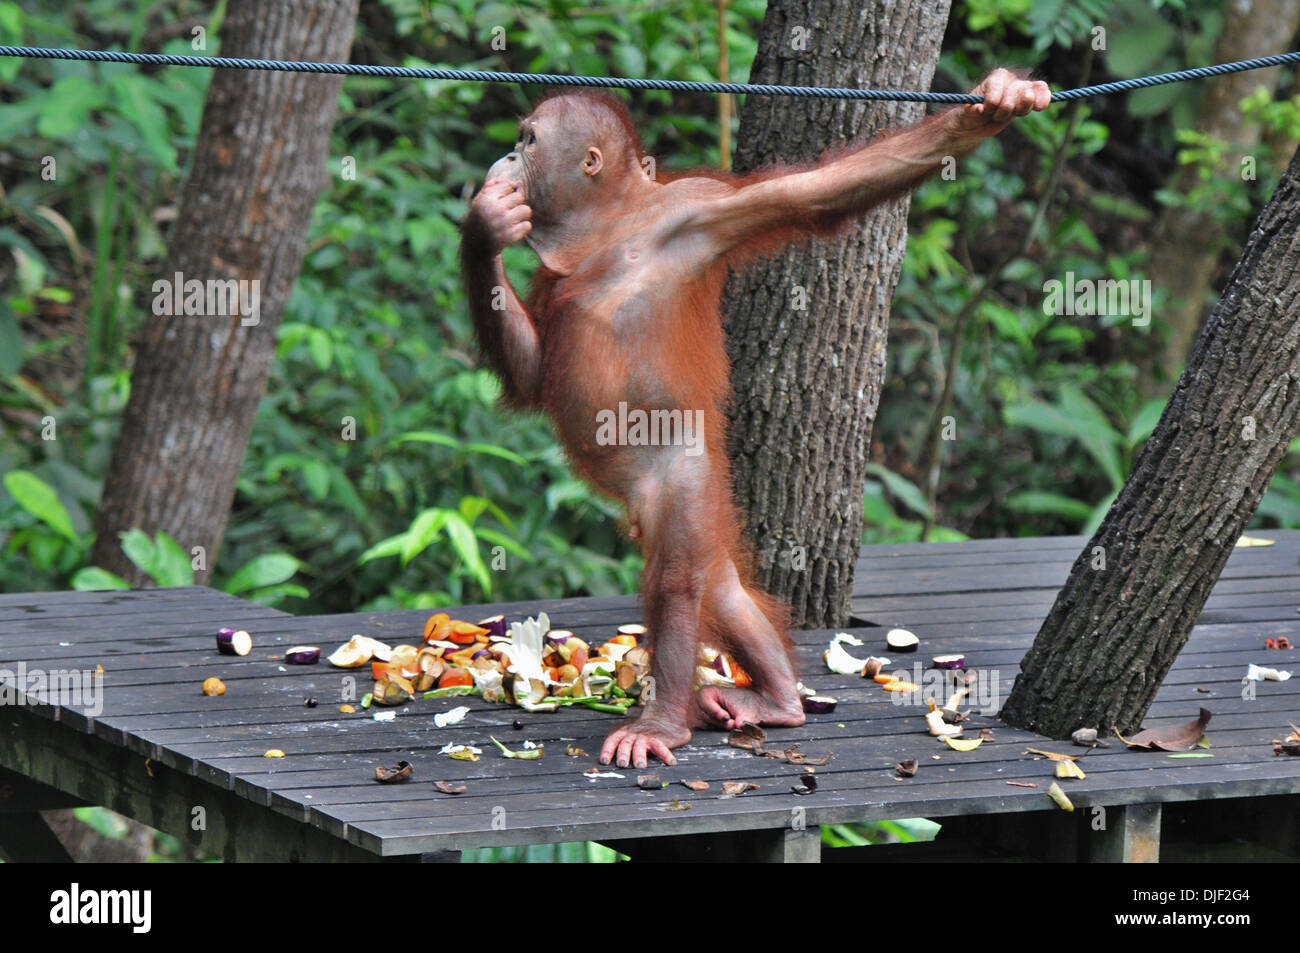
[1001,144,1300,738]
[90,0,359,584]
[723,0,952,627]
[1139,0,1300,399]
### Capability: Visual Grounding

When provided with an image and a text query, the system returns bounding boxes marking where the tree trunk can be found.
[90,0,359,585]
[723,0,952,627]
[1001,144,1300,738]
[1139,0,1300,399]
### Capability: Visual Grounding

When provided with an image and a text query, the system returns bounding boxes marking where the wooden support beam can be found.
[1087,803,1161,862]
[602,825,821,862]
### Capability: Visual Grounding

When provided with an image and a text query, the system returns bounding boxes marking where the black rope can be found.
[1,45,1298,103]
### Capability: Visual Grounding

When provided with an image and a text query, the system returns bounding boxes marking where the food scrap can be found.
[637,774,664,790]
[490,736,542,760]
[440,743,481,762]
[1045,781,1074,812]
[216,627,252,656]
[264,749,285,758]
[681,779,710,791]
[1245,664,1293,682]
[791,775,817,796]
[895,759,918,778]
[1054,759,1086,780]
[434,781,467,794]
[201,677,226,696]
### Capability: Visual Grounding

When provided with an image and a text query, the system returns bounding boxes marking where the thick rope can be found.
[1,45,1299,103]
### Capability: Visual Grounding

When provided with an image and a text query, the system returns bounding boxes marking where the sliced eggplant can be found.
[802,695,838,715]
[284,645,321,665]
[477,615,508,638]
[886,628,920,653]
[931,654,965,669]
[216,628,252,657]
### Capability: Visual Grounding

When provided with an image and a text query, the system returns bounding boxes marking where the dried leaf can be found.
[791,775,817,796]
[727,724,765,750]
[637,774,664,790]
[1113,708,1211,752]
[785,746,832,765]
[375,760,413,783]
[1045,781,1074,812]
[720,781,759,798]
[433,781,466,794]
[681,779,710,791]
[1024,747,1080,761]
[895,759,918,778]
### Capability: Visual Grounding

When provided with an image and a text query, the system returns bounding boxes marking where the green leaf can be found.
[358,533,407,564]
[463,442,528,465]
[224,553,300,594]
[71,566,131,591]
[1005,491,1094,522]
[391,431,461,450]
[4,470,78,541]
[109,74,177,171]
[152,532,195,587]
[445,512,491,595]
[0,317,38,378]
[1126,398,1166,448]
[119,528,158,577]
[864,463,932,519]
[38,76,106,138]
[401,508,449,566]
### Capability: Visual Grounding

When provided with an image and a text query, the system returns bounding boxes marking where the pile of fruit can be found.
[326,611,753,713]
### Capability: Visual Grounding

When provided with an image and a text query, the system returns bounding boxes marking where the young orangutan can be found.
[460,69,1051,768]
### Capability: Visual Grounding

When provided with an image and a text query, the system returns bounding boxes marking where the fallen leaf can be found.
[720,781,759,798]
[895,759,918,778]
[433,781,466,794]
[1045,781,1074,812]
[681,779,709,791]
[1024,747,1080,761]
[375,761,413,783]
[1113,708,1211,752]
[791,775,817,796]
[727,724,765,750]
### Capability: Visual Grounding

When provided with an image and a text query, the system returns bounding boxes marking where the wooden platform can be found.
[2,534,1298,862]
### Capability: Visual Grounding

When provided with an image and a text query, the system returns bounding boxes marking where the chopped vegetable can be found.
[926,709,962,737]
[201,677,226,696]
[802,695,838,714]
[490,736,542,759]
[283,646,320,665]
[931,654,965,669]
[433,705,470,728]
[941,736,983,751]
[216,628,252,656]
[264,749,285,758]
[885,628,919,652]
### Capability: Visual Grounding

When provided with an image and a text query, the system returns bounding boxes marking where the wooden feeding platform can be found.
[2,534,1298,862]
